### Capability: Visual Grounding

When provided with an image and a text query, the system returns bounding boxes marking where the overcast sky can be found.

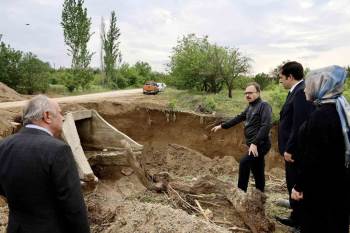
[1,0,349,74]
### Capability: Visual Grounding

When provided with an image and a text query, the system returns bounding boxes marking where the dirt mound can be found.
[93,200,230,233]
[85,175,235,233]
[142,144,238,178]
[61,103,90,113]
[0,82,24,103]
[0,110,19,140]
[88,139,274,233]
[86,143,251,232]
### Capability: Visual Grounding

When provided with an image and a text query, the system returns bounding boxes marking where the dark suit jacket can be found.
[278,80,314,157]
[0,127,90,233]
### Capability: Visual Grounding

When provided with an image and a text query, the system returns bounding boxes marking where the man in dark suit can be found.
[276,61,314,232]
[0,95,90,233]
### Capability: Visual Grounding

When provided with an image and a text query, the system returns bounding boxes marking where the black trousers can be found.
[285,160,303,224]
[238,143,271,192]
[301,166,350,232]
[301,205,349,233]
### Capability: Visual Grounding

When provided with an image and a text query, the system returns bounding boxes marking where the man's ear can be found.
[42,111,52,124]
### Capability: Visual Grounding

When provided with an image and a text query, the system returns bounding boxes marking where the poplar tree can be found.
[61,0,93,69]
[102,11,121,87]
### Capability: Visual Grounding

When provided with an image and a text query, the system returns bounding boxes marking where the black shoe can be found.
[275,216,296,227]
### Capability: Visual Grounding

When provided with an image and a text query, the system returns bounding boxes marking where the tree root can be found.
[121,140,275,233]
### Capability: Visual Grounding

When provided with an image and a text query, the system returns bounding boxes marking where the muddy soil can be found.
[0,82,25,103]
[82,101,283,170]
[84,141,289,233]
[142,143,238,178]
[87,195,231,233]
[0,96,292,233]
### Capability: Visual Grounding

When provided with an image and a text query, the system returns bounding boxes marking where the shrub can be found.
[202,96,216,112]
[116,76,127,89]
[0,46,50,94]
[167,98,177,110]
[74,69,94,90]
[267,86,287,122]
[92,73,105,86]
[232,76,253,90]
[16,53,50,94]
[254,73,273,90]
[0,42,22,88]
[47,84,67,94]
[60,71,77,92]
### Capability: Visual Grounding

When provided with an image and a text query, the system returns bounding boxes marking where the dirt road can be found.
[0,88,143,109]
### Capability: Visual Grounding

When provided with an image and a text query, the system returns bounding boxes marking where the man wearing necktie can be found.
[0,95,90,233]
[276,61,315,232]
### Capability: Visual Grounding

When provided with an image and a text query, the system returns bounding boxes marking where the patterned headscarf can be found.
[305,65,349,167]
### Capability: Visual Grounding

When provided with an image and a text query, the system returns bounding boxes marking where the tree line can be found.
[1,0,349,95]
[0,0,165,93]
[0,39,164,94]
[167,34,289,97]
[0,43,50,94]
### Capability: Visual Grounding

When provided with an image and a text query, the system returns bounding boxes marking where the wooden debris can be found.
[121,167,134,176]
[228,226,250,232]
[120,140,275,233]
[121,140,166,192]
[195,199,210,221]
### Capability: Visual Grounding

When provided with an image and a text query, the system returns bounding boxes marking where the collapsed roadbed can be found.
[62,109,275,232]
[0,98,290,233]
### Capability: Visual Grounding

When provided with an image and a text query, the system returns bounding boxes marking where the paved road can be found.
[0,88,142,109]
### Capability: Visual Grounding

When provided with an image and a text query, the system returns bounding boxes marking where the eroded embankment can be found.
[80,101,283,171]
[78,102,287,233]
[0,100,288,233]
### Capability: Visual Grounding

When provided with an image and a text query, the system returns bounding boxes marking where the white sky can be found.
[1,0,349,74]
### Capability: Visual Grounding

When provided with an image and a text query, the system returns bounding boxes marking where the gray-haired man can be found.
[0,95,90,233]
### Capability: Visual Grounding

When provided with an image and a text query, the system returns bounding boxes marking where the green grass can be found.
[161,88,244,116]
[47,84,113,97]
[161,87,288,122]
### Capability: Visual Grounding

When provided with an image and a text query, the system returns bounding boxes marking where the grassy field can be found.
[161,87,288,122]
[161,82,350,122]
[46,84,114,97]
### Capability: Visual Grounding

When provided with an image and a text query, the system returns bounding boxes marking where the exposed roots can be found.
[121,140,275,233]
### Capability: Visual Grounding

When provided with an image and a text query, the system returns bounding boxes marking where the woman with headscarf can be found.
[291,65,350,233]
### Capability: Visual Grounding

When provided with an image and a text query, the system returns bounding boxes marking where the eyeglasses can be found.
[244,92,257,95]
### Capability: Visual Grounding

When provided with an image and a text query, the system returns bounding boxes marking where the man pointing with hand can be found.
[211,82,272,192]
